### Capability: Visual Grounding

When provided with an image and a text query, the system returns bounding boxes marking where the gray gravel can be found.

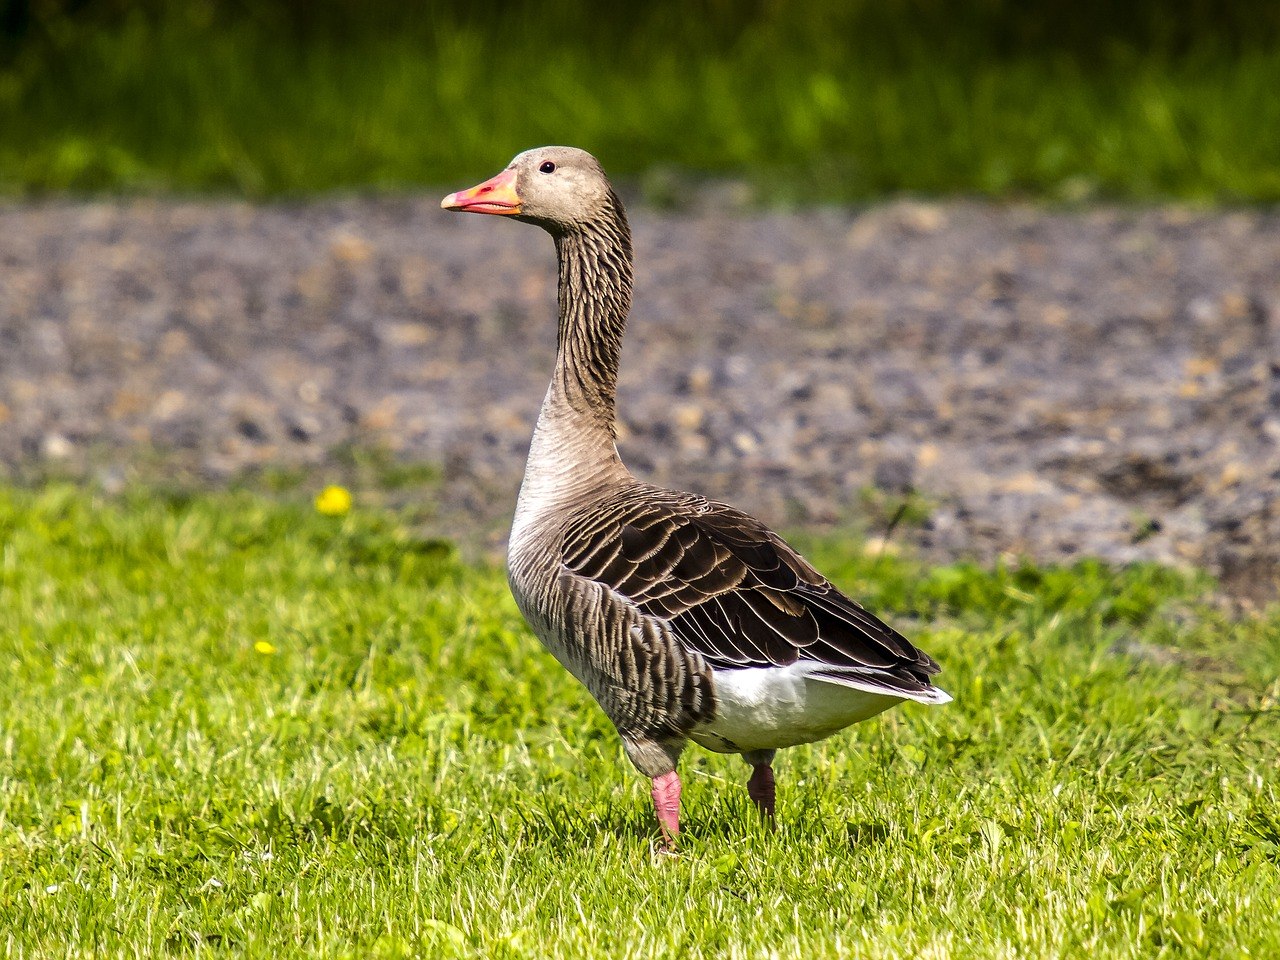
[2,197,1278,600]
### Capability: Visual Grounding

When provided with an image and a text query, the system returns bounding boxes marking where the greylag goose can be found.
[442,147,949,846]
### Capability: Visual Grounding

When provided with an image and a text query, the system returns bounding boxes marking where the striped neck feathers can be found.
[550,195,633,436]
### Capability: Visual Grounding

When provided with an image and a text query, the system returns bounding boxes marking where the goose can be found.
[442,147,949,847]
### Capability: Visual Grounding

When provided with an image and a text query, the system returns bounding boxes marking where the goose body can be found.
[443,147,949,845]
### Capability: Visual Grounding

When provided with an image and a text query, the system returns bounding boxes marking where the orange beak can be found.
[441,168,522,216]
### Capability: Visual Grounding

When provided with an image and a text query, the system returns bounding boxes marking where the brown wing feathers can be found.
[562,485,940,695]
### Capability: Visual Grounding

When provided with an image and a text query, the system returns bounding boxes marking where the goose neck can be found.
[549,215,633,433]
[514,216,633,525]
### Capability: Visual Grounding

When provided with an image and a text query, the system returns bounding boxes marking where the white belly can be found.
[690,664,906,754]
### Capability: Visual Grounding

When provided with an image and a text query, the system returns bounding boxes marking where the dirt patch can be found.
[1,198,1277,600]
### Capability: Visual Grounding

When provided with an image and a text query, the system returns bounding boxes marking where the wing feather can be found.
[561,484,943,696]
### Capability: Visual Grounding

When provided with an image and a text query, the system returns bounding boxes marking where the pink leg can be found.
[747,763,776,828]
[651,771,682,847]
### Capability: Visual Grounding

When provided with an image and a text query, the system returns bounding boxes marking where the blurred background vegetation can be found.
[2,0,1279,199]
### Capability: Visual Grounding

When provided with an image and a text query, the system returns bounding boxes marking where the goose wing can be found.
[561,486,943,700]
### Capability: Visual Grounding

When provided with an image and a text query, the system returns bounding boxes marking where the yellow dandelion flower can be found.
[254,640,277,655]
[315,485,352,516]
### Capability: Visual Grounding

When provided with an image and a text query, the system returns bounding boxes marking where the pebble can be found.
[41,433,73,459]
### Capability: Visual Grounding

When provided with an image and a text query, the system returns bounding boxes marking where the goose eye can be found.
[539,161,556,174]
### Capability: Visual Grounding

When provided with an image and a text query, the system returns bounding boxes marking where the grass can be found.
[1,481,1279,958]
[3,3,1280,199]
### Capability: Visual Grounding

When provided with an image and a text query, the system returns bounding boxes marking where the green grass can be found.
[3,3,1280,199]
[2,482,1279,958]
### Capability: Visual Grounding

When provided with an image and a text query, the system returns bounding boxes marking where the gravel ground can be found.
[2,197,1278,600]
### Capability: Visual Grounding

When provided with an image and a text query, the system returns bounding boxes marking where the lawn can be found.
[3,1,1280,199]
[1,482,1278,957]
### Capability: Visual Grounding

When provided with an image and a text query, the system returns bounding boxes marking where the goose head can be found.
[441,146,618,234]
